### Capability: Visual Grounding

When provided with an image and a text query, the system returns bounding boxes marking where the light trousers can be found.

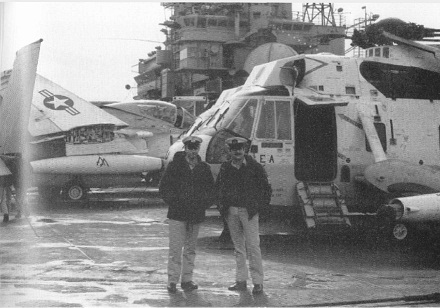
[0,186,12,214]
[227,207,264,284]
[167,219,200,284]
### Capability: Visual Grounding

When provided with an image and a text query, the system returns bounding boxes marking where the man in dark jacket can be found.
[159,135,215,293]
[216,137,271,295]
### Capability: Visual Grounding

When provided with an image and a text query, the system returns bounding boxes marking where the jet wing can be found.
[0,39,42,155]
[29,75,128,137]
[101,100,194,132]
[102,101,175,131]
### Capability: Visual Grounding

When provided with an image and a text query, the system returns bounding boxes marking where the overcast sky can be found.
[1,2,440,102]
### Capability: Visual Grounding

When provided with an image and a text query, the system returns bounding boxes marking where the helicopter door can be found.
[294,100,337,182]
[252,98,296,206]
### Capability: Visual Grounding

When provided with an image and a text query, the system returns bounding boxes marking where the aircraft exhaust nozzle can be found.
[389,193,440,222]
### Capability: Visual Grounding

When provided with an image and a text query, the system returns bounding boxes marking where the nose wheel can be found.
[392,223,409,241]
[63,181,87,201]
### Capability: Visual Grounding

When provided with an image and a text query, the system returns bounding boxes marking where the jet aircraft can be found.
[100,99,195,159]
[1,41,163,202]
[166,20,440,243]
[98,99,196,185]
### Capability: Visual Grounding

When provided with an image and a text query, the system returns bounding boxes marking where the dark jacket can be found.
[216,155,271,219]
[159,151,215,224]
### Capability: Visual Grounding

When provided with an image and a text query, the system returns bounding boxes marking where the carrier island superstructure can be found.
[134,3,355,108]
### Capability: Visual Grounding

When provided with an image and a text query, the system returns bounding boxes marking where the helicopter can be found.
[165,19,440,243]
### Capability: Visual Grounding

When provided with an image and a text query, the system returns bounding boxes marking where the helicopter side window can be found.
[256,100,276,139]
[256,100,292,140]
[361,61,440,100]
[226,99,258,138]
[375,48,381,57]
[197,17,206,28]
[276,100,292,140]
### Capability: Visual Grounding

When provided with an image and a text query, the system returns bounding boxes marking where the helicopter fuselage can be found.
[166,47,440,234]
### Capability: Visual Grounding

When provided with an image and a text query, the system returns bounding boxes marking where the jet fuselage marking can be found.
[96,156,109,167]
[39,89,80,116]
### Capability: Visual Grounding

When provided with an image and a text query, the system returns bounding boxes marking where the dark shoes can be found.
[228,281,263,294]
[167,282,177,293]
[252,284,264,294]
[228,281,247,291]
[181,281,198,291]
[168,281,198,293]
[3,214,9,223]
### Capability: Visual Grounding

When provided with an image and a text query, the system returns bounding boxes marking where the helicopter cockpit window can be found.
[257,100,275,139]
[205,98,255,164]
[276,101,292,140]
[256,100,292,140]
[226,99,258,138]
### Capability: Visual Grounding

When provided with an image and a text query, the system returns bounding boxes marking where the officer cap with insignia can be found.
[225,137,248,150]
[182,135,202,148]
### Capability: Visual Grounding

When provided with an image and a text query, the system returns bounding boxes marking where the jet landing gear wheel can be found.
[392,223,409,241]
[376,205,413,245]
[62,182,87,201]
[386,221,417,249]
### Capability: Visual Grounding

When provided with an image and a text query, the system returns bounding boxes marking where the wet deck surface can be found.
[1,188,440,307]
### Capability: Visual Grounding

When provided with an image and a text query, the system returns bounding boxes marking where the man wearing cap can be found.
[159,135,215,293]
[216,137,271,295]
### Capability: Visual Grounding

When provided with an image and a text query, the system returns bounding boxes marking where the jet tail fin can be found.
[0,39,43,155]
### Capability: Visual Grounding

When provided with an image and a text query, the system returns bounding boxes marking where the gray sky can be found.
[1,2,440,102]
[1,2,165,102]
